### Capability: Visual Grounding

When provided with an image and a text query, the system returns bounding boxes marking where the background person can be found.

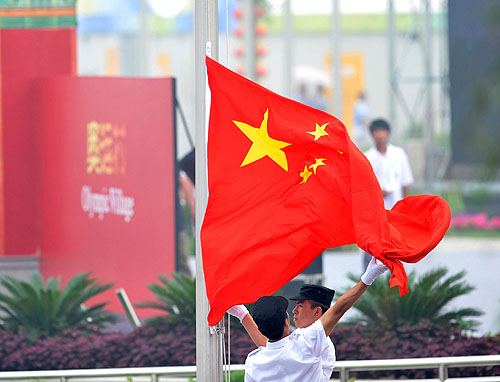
[364,118,413,209]
[310,84,329,112]
[363,118,414,268]
[295,83,310,106]
[352,91,370,149]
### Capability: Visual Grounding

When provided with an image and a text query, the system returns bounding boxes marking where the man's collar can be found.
[266,336,288,349]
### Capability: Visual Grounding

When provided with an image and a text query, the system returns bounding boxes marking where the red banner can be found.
[37,76,177,314]
[0,28,75,255]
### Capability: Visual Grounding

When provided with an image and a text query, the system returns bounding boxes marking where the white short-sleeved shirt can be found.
[322,337,336,380]
[364,144,414,209]
[244,320,332,382]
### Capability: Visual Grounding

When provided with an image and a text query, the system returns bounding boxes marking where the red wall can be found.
[37,76,177,313]
[0,28,75,255]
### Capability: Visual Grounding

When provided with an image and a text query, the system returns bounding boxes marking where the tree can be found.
[136,272,196,327]
[0,272,116,341]
[342,267,483,331]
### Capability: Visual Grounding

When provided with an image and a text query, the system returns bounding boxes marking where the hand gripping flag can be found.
[201,57,451,325]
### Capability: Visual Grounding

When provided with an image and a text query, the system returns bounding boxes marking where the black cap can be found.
[253,296,289,340]
[289,284,335,309]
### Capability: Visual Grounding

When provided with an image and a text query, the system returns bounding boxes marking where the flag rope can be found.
[220,317,230,382]
[227,314,231,381]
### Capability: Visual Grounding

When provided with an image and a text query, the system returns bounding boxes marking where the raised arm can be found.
[228,305,267,347]
[320,257,388,336]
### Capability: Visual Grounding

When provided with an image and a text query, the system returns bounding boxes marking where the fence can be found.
[0,355,499,382]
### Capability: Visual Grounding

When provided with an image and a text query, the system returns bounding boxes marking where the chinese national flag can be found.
[201,57,451,326]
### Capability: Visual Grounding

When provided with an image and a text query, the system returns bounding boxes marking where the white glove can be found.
[227,304,249,322]
[361,257,389,285]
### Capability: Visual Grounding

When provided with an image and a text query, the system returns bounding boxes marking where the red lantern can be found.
[233,7,243,19]
[256,64,267,77]
[256,45,267,56]
[234,46,244,57]
[256,24,268,36]
[234,26,243,38]
[254,5,265,17]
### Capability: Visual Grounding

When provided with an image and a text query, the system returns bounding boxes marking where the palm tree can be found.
[136,272,196,326]
[342,267,483,331]
[0,272,116,340]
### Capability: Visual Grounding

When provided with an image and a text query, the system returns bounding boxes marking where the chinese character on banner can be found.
[86,121,126,175]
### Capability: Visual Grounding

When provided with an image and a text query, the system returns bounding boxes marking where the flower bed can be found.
[450,213,500,231]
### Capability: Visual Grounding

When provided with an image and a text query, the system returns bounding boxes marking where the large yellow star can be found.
[309,158,326,174]
[299,165,313,184]
[233,109,291,171]
[307,122,329,141]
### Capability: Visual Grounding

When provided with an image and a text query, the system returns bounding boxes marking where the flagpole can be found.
[283,0,292,98]
[331,0,343,118]
[195,0,223,381]
[243,0,256,80]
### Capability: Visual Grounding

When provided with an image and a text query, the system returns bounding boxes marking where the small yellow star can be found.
[299,165,313,184]
[307,122,329,141]
[309,158,327,174]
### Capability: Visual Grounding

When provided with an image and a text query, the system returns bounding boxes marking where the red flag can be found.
[201,57,450,326]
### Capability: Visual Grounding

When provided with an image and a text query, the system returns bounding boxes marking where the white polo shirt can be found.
[245,320,332,382]
[364,144,414,209]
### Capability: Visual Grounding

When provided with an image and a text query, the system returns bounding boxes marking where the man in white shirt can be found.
[289,285,336,379]
[230,258,388,382]
[229,284,336,381]
[363,118,414,210]
[362,118,414,269]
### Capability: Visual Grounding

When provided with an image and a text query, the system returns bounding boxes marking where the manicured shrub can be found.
[0,323,253,371]
[225,325,257,364]
[330,321,500,379]
[1,320,499,378]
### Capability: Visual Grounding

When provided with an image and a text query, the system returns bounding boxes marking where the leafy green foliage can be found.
[0,272,116,341]
[225,370,245,382]
[343,267,483,331]
[136,273,196,326]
